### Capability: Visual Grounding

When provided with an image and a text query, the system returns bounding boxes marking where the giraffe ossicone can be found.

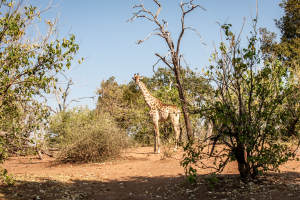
[132,73,181,154]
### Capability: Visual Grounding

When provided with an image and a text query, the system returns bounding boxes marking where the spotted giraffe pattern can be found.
[133,73,181,154]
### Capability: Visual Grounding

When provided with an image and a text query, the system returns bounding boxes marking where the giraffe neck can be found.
[138,81,159,107]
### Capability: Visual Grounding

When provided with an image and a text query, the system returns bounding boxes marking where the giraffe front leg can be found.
[153,121,160,154]
[153,130,157,154]
[150,111,160,154]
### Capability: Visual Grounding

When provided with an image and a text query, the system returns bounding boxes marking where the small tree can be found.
[128,0,207,140]
[181,16,300,181]
[0,0,80,163]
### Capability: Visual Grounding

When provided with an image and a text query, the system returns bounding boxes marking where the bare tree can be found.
[47,78,95,113]
[128,0,207,140]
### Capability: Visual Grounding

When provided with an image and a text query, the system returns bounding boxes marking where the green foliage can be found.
[96,76,153,145]
[0,5,78,109]
[206,172,219,190]
[0,0,80,164]
[0,0,80,163]
[148,67,212,109]
[181,141,201,184]
[0,166,15,185]
[182,19,300,181]
[48,106,127,162]
[274,0,300,69]
[96,77,142,129]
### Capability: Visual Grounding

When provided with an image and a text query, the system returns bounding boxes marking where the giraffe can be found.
[132,73,181,154]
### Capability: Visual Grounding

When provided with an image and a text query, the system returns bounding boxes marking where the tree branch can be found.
[185,27,208,47]
[155,53,173,70]
[177,0,207,55]
[136,32,163,44]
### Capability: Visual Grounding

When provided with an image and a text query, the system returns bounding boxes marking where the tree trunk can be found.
[235,143,250,180]
[179,127,183,142]
[182,105,193,141]
[174,65,194,141]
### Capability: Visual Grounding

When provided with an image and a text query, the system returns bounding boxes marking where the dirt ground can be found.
[1,146,300,200]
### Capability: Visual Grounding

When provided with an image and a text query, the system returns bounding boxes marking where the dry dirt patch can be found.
[0,147,300,199]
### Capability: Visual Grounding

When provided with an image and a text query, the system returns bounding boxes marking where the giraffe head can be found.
[132,73,144,84]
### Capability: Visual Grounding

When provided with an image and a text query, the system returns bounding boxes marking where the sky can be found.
[36,0,284,110]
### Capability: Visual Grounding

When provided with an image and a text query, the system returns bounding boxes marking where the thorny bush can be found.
[48,106,128,163]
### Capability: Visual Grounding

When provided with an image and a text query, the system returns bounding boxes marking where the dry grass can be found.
[161,141,176,160]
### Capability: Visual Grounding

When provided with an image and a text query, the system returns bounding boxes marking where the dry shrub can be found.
[48,107,127,162]
[161,140,176,160]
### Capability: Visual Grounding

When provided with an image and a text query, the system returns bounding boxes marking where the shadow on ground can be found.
[1,172,300,200]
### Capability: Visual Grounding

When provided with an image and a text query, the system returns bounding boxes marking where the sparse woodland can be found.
[1,0,300,197]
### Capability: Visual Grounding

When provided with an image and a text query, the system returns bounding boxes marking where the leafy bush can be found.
[0,166,15,185]
[206,173,219,190]
[182,19,300,181]
[48,106,127,162]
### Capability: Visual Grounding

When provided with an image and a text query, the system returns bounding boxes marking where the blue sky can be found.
[38,0,283,110]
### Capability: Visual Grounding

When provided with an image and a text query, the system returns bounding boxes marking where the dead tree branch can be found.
[48,78,95,113]
[128,0,207,140]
